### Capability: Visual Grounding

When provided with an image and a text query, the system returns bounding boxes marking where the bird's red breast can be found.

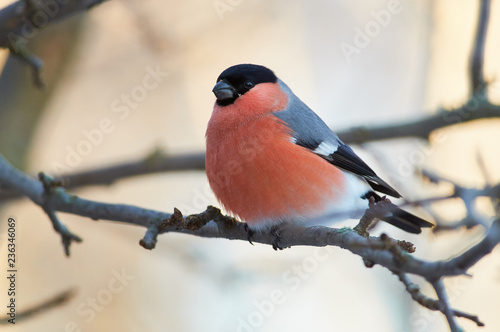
[206,82,347,226]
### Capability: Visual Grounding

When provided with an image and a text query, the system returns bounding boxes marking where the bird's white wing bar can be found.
[273,79,401,198]
[321,143,402,198]
[313,141,338,156]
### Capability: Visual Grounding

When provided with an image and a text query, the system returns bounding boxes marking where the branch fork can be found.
[38,172,82,256]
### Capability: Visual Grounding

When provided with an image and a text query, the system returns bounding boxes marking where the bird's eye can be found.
[244,81,254,89]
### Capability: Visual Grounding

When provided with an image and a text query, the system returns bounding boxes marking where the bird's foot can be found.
[243,223,255,245]
[270,224,288,251]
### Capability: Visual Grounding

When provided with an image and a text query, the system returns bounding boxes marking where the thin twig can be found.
[432,216,481,233]
[421,168,499,232]
[353,196,377,237]
[9,41,44,88]
[444,218,500,274]
[43,208,82,256]
[39,173,83,256]
[399,273,440,310]
[0,289,76,324]
[476,150,500,213]
[432,279,462,332]
[398,274,484,328]
[470,0,491,97]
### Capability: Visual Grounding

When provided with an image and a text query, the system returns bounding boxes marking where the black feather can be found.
[363,192,434,233]
[295,139,433,233]
[321,144,401,198]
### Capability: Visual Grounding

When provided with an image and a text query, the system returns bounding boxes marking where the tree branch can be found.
[39,173,83,256]
[335,100,500,144]
[338,0,495,145]
[421,168,499,232]
[397,273,484,327]
[8,40,44,88]
[470,0,491,96]
[0,0,109,49]
[0,0,109,87]
[0,151,205,201]
[0,288,76,324]
[56,150,206,187]
[432,279,462,332]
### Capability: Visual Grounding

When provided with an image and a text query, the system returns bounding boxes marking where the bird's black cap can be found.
[213,64,277,106]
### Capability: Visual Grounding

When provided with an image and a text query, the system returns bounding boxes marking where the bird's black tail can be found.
[364,192,434,234]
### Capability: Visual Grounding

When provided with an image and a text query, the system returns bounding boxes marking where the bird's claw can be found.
[270,224,286,250]
[244,223,255,245]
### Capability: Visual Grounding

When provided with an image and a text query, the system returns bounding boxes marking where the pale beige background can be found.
[1,0,500,331]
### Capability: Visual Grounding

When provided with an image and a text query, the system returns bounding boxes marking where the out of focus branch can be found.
[0,0,108,49]
[56,151,206,186]
[421,169,499,232]
[0,0,109,87]
[0,151,205,201]
[397,273,484,328]
[432,279,461,332]
[339,0,496,145]
[0,289,76,324]
[336,100,500,144]
[470,0,491,96]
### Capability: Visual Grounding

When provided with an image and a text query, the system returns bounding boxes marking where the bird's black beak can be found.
[212,80,236,101]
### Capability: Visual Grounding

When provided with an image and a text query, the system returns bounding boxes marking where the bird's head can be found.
[212,64,279,106]
[208,64,290,133]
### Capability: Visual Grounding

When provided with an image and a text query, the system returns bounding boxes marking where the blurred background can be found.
[0,0,499,331]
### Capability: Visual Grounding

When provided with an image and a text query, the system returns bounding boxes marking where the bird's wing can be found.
[273,79,401,198]
[315,143,401,198]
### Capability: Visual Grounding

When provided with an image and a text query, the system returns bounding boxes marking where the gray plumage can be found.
[273,79,402,198]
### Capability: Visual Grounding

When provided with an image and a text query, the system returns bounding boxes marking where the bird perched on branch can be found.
[205,64,433,234]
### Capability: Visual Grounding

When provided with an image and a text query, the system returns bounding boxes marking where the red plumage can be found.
[206,64,433,233]
[206,82,347,227]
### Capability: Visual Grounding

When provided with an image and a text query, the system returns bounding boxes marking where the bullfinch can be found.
[205,64,433,234]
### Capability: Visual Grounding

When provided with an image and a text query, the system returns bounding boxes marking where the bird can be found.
[205,64,433,234]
